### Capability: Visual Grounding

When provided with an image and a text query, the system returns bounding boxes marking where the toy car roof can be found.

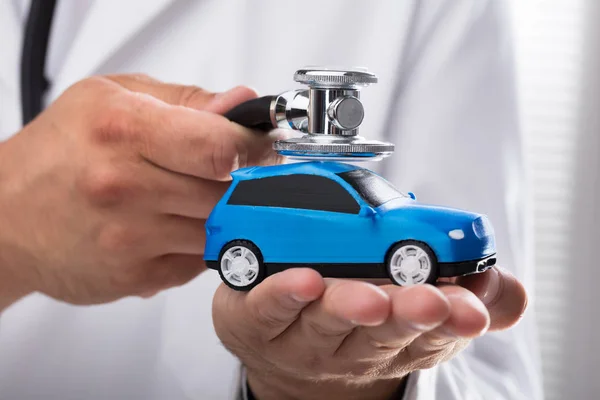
[231,161,361,180]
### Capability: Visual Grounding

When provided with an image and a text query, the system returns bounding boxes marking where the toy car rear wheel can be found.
[386,241,438,286]
[218,240,265,291]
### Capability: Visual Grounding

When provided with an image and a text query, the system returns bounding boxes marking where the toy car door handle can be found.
[224,67,395,161]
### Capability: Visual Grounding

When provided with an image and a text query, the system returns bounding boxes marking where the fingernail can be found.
[290,293,311,303]
[407,320,443,332]
[480,267,501,306]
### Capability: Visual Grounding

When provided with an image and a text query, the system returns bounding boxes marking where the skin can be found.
[0,74,281,309]
[212,266,528,399]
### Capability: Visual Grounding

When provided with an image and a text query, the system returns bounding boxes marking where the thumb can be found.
[203,86,259,114]
[103,73,258,113]
[456,266,528,331]
[212,269,325,341]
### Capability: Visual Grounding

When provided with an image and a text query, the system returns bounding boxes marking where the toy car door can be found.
[225,174,379,266]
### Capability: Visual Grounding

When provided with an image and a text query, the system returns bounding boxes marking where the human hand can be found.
[212,267,527,400]
[0,74,281,307]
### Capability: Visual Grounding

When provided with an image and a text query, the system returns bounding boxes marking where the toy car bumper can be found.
[206,260,218,270]
[438,254,497,278]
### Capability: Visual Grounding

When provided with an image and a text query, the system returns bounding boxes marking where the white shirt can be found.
[13,0,94,81]
[0,1,543,399]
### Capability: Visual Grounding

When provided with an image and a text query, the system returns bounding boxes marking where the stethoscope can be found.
[18,0,394,162]
[20,0,57,126]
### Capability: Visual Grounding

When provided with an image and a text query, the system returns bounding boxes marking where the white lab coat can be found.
[0,1,543,399]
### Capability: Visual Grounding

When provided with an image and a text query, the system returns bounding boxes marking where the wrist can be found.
[246,367,407,400]
[0,252,35,311]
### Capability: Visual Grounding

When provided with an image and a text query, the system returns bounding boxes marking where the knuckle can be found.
[88,93,143,145]
[61,77,122,126]
[209,138,240,179]
[78,166,133,207]
[251,305,288,330]
[304,319,348,340]
[175,85,214,108]
[88,103,127,143]
[70,76,112,95]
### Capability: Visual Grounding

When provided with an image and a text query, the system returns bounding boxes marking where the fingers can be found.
[337,285,450,357]
[434,284,491,338]
[456,266,528,331]
[104,73,259,114]
[95,88,280,180]
[89,75,280,180]
[213,269,325,340]
[146,215,206,256]
[274,280,391,352]
[203,86,260,114]
[138,105,280,180]
[142,165,231,218]
[409,284,490,359]
[79,157,231,218]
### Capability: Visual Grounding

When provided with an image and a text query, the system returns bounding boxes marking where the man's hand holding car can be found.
[213,266,527,400]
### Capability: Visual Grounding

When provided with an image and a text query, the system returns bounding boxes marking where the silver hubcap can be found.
[389,244,432,285]
[220,246,260,287]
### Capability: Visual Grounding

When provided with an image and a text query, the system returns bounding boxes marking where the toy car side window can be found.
[227,174,360,214]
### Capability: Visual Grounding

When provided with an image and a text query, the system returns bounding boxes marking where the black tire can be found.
[385,240,439,286]
[218,240,266,291]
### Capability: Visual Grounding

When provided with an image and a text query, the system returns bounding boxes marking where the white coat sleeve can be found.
[379,1,543,399]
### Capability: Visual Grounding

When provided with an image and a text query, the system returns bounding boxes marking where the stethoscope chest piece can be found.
[225,66,395,162]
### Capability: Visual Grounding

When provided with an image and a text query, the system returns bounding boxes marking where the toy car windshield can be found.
[337,169,409,207]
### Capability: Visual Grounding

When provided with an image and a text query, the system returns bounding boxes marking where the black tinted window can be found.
[228,174,360,214]
[337,169,406,207]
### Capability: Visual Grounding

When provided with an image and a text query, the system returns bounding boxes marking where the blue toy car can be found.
[204,161,497,291]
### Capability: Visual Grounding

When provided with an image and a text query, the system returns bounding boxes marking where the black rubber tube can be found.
[224,95,276,132]
[20,0,57,126]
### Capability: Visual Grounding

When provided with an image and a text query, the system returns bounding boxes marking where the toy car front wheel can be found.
[386,241,438,286]
[218,240,265,291]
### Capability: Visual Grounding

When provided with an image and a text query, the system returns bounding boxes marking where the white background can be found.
[510,1,597,398]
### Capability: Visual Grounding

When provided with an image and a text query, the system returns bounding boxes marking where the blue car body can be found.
[204,161,496,280]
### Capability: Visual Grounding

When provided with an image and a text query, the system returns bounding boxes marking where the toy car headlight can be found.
[472,216,493,239]
[448,229,465,240]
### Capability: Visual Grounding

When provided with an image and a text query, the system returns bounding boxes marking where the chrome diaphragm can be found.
[224,66,394,161]
[274,134,394,162]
